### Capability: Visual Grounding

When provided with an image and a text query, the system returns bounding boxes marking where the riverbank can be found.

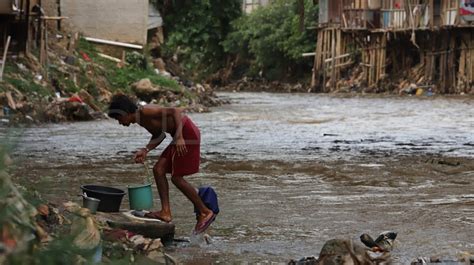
[215,77,474,96]
[0,33,225,125]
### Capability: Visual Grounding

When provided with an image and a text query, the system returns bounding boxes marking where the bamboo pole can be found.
[324,29,330,91]
[471,32,473,82]
[331,28,337,91]
[469,31,473,83]
[432,32,437,85]
[377,35,381,83]
[458,34,465,93]
[0,36,11,82]
[372,44,376,86]
[325,29,330,70]
[370,45,374,86]
[381,33,387,79]
[449,34,455,93]
[25,0,31,56]
[440,31,447,92]
[40,20,45,65]
[84,37,143,50]
[311,29,321,88]
[363,44,368,83]
[337,29,342,82]
[44,19,49,79]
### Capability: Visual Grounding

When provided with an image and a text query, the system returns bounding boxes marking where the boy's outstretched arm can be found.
[134,132,166,163]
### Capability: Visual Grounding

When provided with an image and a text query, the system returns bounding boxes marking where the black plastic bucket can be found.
[81,185,126,212]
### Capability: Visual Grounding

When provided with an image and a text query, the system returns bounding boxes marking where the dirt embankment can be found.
[0,32,226,125]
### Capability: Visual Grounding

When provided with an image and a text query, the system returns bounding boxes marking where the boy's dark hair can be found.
[108,94,138,119]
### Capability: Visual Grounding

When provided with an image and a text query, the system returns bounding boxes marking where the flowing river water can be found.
[9,92,474,264]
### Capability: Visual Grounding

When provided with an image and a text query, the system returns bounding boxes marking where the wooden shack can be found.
[311,0,474,94]
[0,0,34,53]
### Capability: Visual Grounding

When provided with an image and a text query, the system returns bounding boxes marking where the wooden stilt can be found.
[0,36,11,81]
[311,29,323,89]
[330,28,337,91]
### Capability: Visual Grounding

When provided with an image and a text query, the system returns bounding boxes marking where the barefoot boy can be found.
[108,94,216,234]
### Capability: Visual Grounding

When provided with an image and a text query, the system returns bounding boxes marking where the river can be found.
[10,92,474,263]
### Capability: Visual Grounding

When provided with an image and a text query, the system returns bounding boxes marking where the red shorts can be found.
[160,115,200,177]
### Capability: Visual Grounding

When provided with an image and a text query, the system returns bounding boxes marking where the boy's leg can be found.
[145,157,172,222]
[171,175,214,224]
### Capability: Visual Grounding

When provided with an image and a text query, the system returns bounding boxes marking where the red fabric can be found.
[68,95,83,103]
[460,7,474,15]
[160,115,200,177]
[80,51,91,62]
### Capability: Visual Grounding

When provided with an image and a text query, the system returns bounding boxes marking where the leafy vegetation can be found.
[1,63,52,96]
[156,0,317,82]
[222,0,318,81]
[106,66,180,93]
[76,38,181,94]
[157,0,242,79]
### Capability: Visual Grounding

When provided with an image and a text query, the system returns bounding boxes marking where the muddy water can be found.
[10,92,474,264]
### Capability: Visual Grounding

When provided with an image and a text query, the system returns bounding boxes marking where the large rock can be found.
[132,78,164,102]
[289,238,392,265]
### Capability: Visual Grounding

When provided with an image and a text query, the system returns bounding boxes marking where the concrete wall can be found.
[60,0,148,45]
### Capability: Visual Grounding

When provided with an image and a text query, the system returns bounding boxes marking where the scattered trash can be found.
[360,231,397,252]
[155,68,172,77]
[16,63,27,72]
[3,106,11,116]
[80,51,92,62]
[64,55,76,65]
[68,95,84,104]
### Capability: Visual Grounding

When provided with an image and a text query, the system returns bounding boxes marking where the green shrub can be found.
[106,66,180,93]
[160,0,242,79]
[222,0,318,80]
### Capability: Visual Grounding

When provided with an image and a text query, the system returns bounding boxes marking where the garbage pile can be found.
[0,32,226,125]
[0,159,175,264]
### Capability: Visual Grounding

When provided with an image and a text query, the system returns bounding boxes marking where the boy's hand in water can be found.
[134,148,148,163]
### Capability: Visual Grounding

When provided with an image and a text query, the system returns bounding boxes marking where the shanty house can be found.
[312,0,474,94]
